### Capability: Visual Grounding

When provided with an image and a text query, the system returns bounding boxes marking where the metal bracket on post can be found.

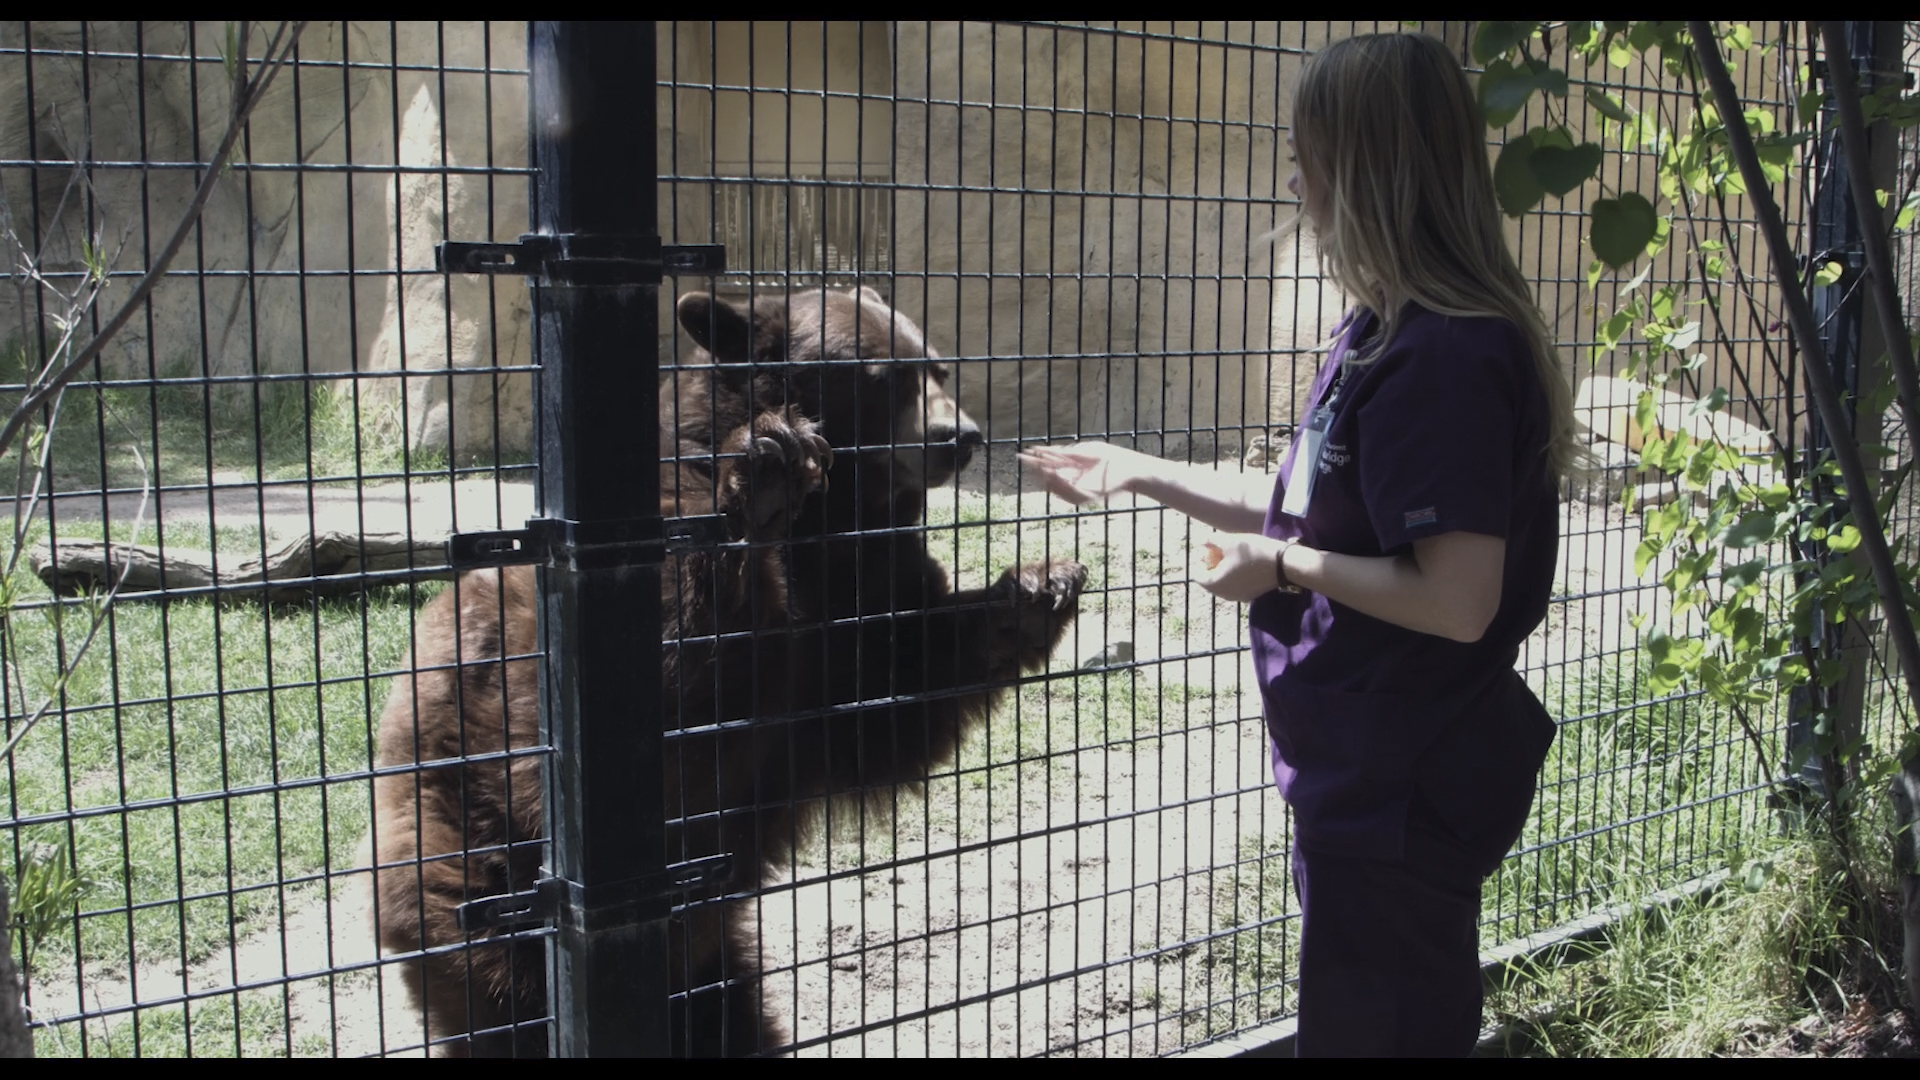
[447,515,725,572]
[455,854,735,933]
[437,234,724,287]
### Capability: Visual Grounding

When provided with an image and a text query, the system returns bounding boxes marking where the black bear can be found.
[372,286,1087,1056]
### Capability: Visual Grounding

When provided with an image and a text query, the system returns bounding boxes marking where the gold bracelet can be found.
[1274,537,1303,594]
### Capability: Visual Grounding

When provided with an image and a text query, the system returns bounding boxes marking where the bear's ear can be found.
[851,285,887,309]
[677,292,750,361]
[677,292,789,364]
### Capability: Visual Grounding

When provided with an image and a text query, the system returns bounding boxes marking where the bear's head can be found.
[676,287,983,495]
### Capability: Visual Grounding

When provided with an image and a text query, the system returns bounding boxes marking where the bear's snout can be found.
[927,418,984,472]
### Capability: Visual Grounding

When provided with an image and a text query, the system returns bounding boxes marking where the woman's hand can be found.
[1022,441,1273,533]
[1019,442,1161,507]
[1195,532,1285,603]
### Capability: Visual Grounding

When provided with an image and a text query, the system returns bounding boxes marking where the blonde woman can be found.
[1022,32,1575,1057]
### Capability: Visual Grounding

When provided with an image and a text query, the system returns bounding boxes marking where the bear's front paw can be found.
[722,407,833,537]
[995,557,1086,664]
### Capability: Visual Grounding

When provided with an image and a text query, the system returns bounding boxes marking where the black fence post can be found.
[530,21,668,1057]
[1790,20,1898,801]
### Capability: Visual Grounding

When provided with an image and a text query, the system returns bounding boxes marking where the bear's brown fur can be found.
[373,287,1085,1056]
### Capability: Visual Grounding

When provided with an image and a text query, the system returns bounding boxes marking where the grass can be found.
[1,515,435,1056]
[1484,823,1905,1057]
[0,334,513,1055]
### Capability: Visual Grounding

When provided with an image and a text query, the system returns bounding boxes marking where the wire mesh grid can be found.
[0,17,1906,1059]
[0,21,537,1056]
[648,19,1838,1057]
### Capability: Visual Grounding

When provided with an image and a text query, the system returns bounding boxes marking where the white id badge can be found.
[1280,406,1332,518]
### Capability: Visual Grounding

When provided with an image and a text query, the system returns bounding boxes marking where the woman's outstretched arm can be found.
[1019,441,1273,534]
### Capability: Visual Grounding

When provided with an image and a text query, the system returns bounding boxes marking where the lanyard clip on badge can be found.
[1280,317,1356,520]
[1279,405,1331,519]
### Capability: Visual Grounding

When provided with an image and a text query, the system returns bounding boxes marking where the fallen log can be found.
[30,531,453,603]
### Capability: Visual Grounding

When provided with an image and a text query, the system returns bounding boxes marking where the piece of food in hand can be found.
[1202,542,1224,570]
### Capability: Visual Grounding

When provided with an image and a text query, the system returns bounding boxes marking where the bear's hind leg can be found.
[671,896,782,1057]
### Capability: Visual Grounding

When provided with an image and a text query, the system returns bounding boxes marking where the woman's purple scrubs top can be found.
[1250,303,1560,863]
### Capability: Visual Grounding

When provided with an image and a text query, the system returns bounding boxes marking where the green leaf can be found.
[1827,524,1862,554]
[1814,260,1844,287]
[1473,21,1537,65]
[1724,558,1766,589]
[1481,59,1539,118]
[1646,625,1673,662]
[1667,321,1701,351]
[1617,261,1653,297]
[1608,37,1633,70]
[1535,65,1571,98]
[1494,138,1544,216]
[1634,536,1664,578]
[1597,308,1635,353]
[1687,385,1728,415]
[1647,214,1673,256]
[1588,89,1636,123]
[1529,124,1575,151]
[1721,511,1778,549]
[1591,193,1659,269]
[1898,190,1920,232]
[1478,59,1530,128]
[1684,444,1717,487]
[1528,142,1603,197]
[1588,259,1606,292]
[1633,389,1660,447]
[1798,90,1826,125]
[1724,24,1753,52]
[1650,285,1676,320]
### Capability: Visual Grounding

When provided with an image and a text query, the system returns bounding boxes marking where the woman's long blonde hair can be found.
[1292,31,1581,478]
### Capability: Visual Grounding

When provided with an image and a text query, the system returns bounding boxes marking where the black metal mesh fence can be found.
[0,18,1908,1059]
[0,21,537,1056]
[650,20,1845,1056]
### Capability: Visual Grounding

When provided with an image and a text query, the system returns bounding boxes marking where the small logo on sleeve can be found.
[1404,507,1438,528]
